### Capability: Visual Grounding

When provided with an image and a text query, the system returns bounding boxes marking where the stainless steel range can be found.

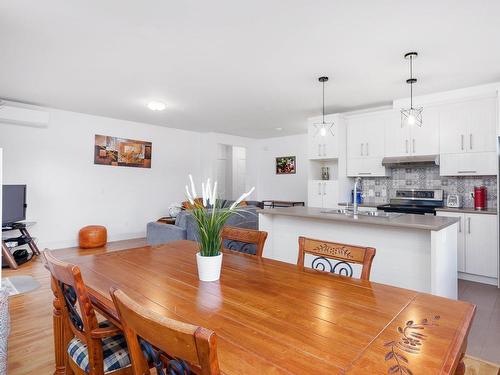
[377,189,444,215]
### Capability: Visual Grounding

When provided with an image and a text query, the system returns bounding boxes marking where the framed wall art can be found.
[94,135,152,168]
[276,156,296,175]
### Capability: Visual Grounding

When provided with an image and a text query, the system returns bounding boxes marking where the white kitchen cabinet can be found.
[465,213,498,278]
[439,152,497,176]
[385,107,440,157]
[308,116,339,159]
[307,180,338,208]
[347,157,387,177]
[346,112,388,177]
[308,181,323,208]
[439,97,497,154]
[347,113,385,158]
[437,211,498,280]
[436,211,465,272]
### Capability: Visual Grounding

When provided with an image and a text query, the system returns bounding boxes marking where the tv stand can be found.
[2,222,40,269]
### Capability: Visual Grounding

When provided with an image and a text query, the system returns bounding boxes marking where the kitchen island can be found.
[258,206,459,299]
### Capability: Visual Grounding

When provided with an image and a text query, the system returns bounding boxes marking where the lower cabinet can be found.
[437,211,498,280]
[307,181,338,208]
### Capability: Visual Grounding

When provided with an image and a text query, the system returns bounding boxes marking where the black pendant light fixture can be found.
[314,76,334,137]
[401,52,423,127]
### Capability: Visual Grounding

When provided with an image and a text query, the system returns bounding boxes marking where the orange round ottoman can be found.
[79,225,107,249]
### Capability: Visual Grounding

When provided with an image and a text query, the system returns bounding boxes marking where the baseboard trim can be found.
[459,272,498,286]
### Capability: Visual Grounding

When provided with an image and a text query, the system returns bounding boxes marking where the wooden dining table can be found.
[51,240,475,374]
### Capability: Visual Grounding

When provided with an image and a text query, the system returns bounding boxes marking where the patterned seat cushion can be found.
[67,321,148,374]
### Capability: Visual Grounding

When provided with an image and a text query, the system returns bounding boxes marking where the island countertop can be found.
[257,206,459,231]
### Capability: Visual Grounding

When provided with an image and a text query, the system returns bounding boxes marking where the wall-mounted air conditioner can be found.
[0,103,49,128]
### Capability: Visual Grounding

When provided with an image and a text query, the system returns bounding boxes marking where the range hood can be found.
[381,155,440,168]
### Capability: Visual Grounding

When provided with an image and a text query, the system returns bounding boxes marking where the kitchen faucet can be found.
[353,177,362,217]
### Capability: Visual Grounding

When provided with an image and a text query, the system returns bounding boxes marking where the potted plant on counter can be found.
[185,175,255,282]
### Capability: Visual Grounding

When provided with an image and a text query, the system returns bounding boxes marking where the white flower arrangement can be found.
[185,175,255,257]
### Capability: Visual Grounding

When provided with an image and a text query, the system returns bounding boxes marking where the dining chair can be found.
[221,226,268,257]
[110,288,220,375]
[181,198,203,209]
[43,250,137,375]
[297,236,376,280]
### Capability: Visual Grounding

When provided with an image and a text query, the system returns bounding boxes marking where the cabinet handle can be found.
[458,217,461,233]
[360,143,363,156]
[318,144,321,156]
[461,134,464,151]
[359,172,372,175]
[318,183,321,195]
[366,143,369,156]
[412,139,415,153]
[469,134,473,150]
[405,139,409,153]
[323,144,326,156]
[457,170,477,174]
[323,183,326,195]
[467,217,471,234]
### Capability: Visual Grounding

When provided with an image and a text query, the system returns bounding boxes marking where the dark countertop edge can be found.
[257,207,459,231]
[436,207,497,215]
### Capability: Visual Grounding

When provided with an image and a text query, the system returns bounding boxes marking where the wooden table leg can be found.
[51,277,66,375]
[454,348,466,375]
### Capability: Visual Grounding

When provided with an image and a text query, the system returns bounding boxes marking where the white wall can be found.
[0,107,202,249]
[247,134,308,202]
[0,103,311,249]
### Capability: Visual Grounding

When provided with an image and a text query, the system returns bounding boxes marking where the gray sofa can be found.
[147,204,260,246]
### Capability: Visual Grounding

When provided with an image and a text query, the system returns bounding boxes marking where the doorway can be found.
[216,144,246,200]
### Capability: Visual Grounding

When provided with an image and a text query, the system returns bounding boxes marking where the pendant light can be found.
[314,76,334,137]
[401,52,423,127]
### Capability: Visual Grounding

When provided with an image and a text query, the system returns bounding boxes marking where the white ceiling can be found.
[1,1,500,138]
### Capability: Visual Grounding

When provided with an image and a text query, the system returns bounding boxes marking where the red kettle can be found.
[472,186,487,210]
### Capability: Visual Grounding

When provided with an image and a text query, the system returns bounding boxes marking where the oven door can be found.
[378,205,436,215]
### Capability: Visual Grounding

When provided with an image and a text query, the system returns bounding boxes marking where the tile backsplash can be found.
[360,166,497,208]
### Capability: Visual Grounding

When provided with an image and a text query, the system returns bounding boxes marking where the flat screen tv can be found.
[2,185,27,226]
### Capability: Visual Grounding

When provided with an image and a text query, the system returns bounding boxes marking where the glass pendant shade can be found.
[401,106,423,127]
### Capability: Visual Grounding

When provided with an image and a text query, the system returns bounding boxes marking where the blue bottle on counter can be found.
[351,189,363,204]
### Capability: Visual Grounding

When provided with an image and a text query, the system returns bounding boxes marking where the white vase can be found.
[196,252,223,282]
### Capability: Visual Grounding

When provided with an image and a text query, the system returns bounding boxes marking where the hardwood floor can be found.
[3,238,500,374]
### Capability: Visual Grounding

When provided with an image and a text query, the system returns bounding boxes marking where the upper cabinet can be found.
[439,96,497,176]
[439,97,497,154]
[385,107,440,157]
[347,112,385,159]
[307,114,341,159]
[346,111,388,177]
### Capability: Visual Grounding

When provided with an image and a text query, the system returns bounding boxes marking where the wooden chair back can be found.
[181,198,203,209]
[221,226,268,257]
[43,250,105,373]
[297,236,376,280]
[110,288,220,375]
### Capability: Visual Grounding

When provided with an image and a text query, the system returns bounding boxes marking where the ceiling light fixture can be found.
[147,101,166,111]
[276,127,283,131]
[401,52,423,127]
[314,76,334,137]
